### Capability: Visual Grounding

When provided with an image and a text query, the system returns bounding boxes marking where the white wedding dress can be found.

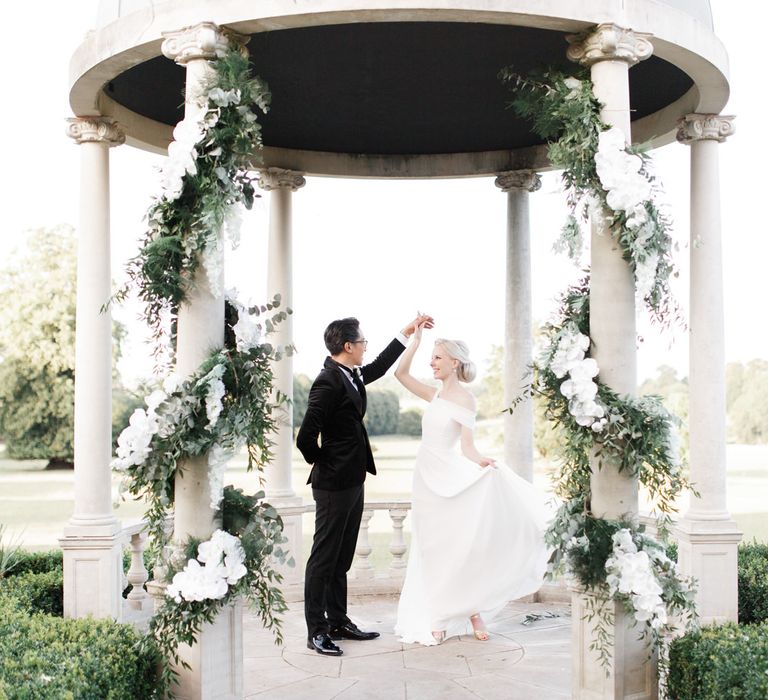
[394,393,551,645]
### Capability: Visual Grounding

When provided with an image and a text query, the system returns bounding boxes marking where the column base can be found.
[59,527,124,621]
[571,589,657,700]
[674,515,742,624]
[173,601,244,700]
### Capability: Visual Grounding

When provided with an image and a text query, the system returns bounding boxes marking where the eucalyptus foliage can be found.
[145,486,289,697]
[500,67,681,328]
[109,49,271,348]
[109,48,290,696]
[502,65,697,676]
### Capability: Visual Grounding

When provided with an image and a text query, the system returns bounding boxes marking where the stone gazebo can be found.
[64,1,737,698]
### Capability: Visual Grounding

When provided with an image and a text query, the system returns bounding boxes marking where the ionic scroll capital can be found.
[161,22,248,65]
[676,114,735,144]
[566,23,653,67]
[258,168,306,192]
[495,170,541,193]
[65,117,125,146]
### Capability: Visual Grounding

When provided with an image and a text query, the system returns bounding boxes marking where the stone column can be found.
[60,117,125,621]
[495,170,540,482]
[567,24,657,700]
[161,22,247,699]
[258,168,305,586]
[675,114,741,625]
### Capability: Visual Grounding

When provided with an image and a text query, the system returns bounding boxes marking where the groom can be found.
[297,314,433,656]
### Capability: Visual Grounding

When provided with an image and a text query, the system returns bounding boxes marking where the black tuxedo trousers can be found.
[298,339,405,637]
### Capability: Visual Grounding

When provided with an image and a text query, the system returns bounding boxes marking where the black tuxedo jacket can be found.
[297,338,405,491]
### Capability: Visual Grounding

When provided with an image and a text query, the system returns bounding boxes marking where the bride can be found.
[393,322,550,645]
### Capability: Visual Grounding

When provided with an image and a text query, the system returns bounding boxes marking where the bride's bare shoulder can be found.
[449,388,476,412]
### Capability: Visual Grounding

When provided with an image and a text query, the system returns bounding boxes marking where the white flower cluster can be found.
[594,126,661,300]
[159,118,205,202]
[166,529,247,603]
[208,443,238,511]
[202,364,226,429]
[563,76,582,100]
[605,529,670,630]
[548,326,607,431]
[228,297,263,352]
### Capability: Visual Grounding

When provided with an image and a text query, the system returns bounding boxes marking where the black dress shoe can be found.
[329,621,381,641]
[307,633,343,656]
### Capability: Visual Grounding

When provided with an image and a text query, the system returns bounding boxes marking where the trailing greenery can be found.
[738,541,768,625]
[500,66,680,328]
[108,46,291,696]
[0,595,161,699]
[668,621,768,700]
[500,63,696,676]
[109,49,271,348]
[115,298,288,548]
[145,486,288,696]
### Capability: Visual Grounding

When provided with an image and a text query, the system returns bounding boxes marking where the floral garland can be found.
[500,67,681,328]
[109,49,271,346]
[501,65,697,673]
[110,47,291,695]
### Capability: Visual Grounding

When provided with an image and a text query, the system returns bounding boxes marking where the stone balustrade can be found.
[118,500,414,621]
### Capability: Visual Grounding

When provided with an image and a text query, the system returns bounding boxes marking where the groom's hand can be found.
[402,312,434,338]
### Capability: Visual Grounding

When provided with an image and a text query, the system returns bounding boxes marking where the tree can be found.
[477,345,504,419]
[0,226,77,464]
[0,226,125,466]
[728,360,768,444]
[292,373,313,432]
[364,390,399,436]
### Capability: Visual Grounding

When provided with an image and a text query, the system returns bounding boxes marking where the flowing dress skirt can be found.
[394,397,551,645]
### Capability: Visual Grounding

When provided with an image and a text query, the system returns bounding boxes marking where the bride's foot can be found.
[470,614,489,641]
[431,630,446,644]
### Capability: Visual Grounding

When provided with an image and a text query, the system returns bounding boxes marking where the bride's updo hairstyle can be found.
[435,339,477,383]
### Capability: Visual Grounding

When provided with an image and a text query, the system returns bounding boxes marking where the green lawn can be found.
[2,438,767,550]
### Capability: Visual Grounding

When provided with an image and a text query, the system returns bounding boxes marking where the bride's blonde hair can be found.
[435,339,476,383]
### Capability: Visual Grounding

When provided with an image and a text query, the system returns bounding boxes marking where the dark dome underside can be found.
[106,22,694,155]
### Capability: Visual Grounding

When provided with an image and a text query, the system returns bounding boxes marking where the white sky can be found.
[2,2,766,387]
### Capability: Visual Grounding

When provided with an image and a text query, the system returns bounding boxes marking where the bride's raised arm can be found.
[394,322,436,402]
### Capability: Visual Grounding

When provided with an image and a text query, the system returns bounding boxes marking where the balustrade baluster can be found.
[352,508,375,579]
[125,531,149,610]
[388,508,408,577]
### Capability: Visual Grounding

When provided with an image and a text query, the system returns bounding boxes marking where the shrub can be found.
[397,408,423,436]
[739,541,768,625]
[0,597,161,699]
[1,549,63,577]
[365,390,400,436]
[0,569,63,616]
[667,620,768,700]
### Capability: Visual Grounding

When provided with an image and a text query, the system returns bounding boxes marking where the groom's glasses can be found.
[350,339,368,348]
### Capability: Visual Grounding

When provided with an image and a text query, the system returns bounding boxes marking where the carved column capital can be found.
[161,22,248,64]
[258,168,306,192]
[495,170,541,193]
[566,23,653,67]
[65,117,125,146]
[676,114,736,144]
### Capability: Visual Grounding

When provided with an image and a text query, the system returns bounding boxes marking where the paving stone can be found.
[245,675,356,699]
[340,649,405,677]
[242,656,311,695]
[456,673,570,700]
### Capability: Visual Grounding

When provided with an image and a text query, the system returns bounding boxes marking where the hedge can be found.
[0,596,160,699]
[667,620,768,700]
[739,541,768,625]
[1,549,63,577]
[0,569,63,616]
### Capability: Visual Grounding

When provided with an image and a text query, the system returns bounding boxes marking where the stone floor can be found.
[243,596,572,699]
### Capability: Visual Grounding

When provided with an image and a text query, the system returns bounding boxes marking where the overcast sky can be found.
[2,1,765,387]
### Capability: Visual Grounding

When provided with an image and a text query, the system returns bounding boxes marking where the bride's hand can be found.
[478,457,497,469]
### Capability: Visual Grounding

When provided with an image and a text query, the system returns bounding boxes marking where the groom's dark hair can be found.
[324,317,361,355]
